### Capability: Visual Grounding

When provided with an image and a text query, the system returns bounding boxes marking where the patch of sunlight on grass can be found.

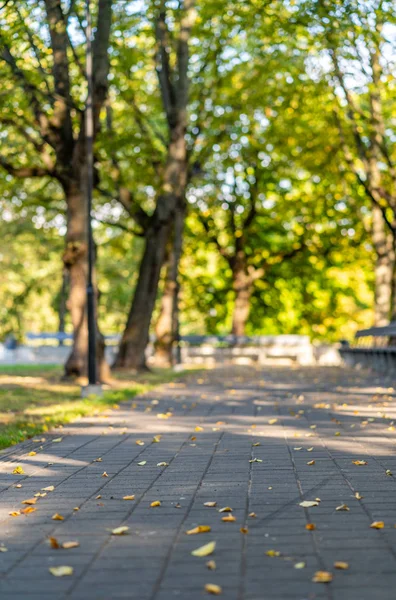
[0,364,199,451]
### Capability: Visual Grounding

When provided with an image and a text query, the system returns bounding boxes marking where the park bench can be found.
[178,335,315,366]
[339,322,396,373]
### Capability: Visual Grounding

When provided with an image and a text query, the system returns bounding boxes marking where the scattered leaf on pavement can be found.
[204,502,217,507]
[218,507,232,513]
[266,550,280,557]
[336,504,350,511]
[294,562,306,569]
[111,526,129,535]
[206,560,216,570]
[299,501,319,508]
[352,460,367,466]
[221,515,236,522]
[334,561,349,569]
[370,521,384,529]
[52,513,64,521]
[186,526,211,535]
[191,541,216,557]
[305,523,316,530]
[123,495,135,501]
[12,466,25,475]
[204,584,222,595]
[312,571,333,583]
[49,566,73,577]
[137,461,147,466]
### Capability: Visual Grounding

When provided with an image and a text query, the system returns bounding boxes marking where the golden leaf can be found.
[268,419,278,425]
[49,566,73,577]
[305,523,316,530]
[21,506,36,514]
[334,561,349,570]
[206,560,216,570]
[312,571,333,583]
[136,440,145,446]
[94,458,102,462]
[186,525,211,535]
[28,451,37,457]
[195,426,204,432]
[355,492,363,500]
[111,526,129,535]
[191,541,216,557]
[370,521,384,529]
[34,492,46,497]
[204,584,222,595]
[386,469,393,476]
[101,472,108,477]
[48,537,60,549]
[150,500,161,507]
[336,504,349,511]
[299,501,319,508]
[240,527,248,534]
[157,462,169,467]
[52,438,63,443]
[12,466,25,475]
[62,541,80,549]
[294,447,302,450]
[123,495,135,501]
[265,550,280,557]
[204,502,217,507]
[218,507,232,513]
[252,442,261,447]
[42,486,55,492]
[294,562,306,569]
[9,511,20,517]
[222,515,236,522]
[14,484,22,488]
[248,512,257,518]
[96,495,102,500]
[307,447,314,452]
[335,432,341,436]
[153,436,161,442]
[307,460,315,466]
[191,436,197,441]
[352,460,367,465]
[137,461,147,466]
[52,513,64,521]
[21,498,37,505]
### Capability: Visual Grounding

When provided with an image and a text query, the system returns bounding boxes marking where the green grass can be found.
[0,364,194,451]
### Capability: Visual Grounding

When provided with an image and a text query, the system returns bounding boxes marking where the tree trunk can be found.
[231,255,253,337]
[58,269,69,346]
[62,179,110,381]
[153,203,185,366]
[372,206,394,326]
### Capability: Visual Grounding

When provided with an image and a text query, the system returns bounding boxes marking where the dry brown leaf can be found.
[48,537,60,549]
[204,584,222,595]
[49,566,73,577]
[21,506,36,515]
[204,502,217,508]
[111,526,129,535]
[265,550,280,557]
[221,514,236,522]
[186,525,211,535]
[150,500,161,507]
[334,561,349,570]
[12,466,25,475]
[206,560,216,570]
[52,513,64,521]
[305,523,316,530]
[191,541,216,557]
[312,571,333,583]
[370,521,384,529]
[218,506,233,513]
[123,495,135,501]
[240,527,248,534]
[352,460,367,466]
[336,504,350,511]
[299,501,319,508]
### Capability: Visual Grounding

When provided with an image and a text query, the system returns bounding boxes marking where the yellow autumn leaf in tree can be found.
[191,541,216,557]
[204,584,222,595]
[49,566,73,577]
[186,525,211,535]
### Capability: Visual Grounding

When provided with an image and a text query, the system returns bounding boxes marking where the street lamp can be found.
[82,0,102,397]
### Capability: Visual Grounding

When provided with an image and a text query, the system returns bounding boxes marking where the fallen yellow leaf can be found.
[48,537,60,549]
[307,460,315,466]
[248,512,257,518]
[352,460,367,466]
[266,550,280,557]
[62,541,80,549]
[206,560,216,570]
[42,486,55,492]
[111,526,129,535]
[299,501,319,508]
[307,447,314,452]
[249,458,262,463]
[222,515,236,522]
[150,500,161,507]
[305,523,316,530]
[49,566,73,577]
[195,426,204,432]
[355,492,363,500]
[204,584,222,595]
[21,498,37,505]
[21,506,36,515]
[334,561,349,569]
[186,525,211,535]
[123,495,135,501]
[336,504,350,511]
[52,438,63,443]
[218,507,232,513]
[136,440,145,446]
[204,502,217,507]
[312,571,333,583]
[268,419,278,425]
[370,521,384,529]
[28,451,37,457]
[153,435,162,442]
[52,513,64,521]
[252,442,261,447]
[294,562,306,569]
[240,527,248,534]
[157,462,169,467]
[191,541,216,557]
[386,469,393,476]
[137,461,147,466]
[9,511,20,517]
[12,466,25,475]
[101,471,108,477]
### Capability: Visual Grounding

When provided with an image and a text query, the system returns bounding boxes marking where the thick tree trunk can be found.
[58,269,69,346]
[62,179,110,381]
[231,255,253,337]
[372,206,394,326]
[153,203,185,366]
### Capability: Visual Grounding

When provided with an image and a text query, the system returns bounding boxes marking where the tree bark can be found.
[58,268,68,346]
[231,253,253,337]
[372,206,394,326]
[63,178,110,381]
[153,202,185,366]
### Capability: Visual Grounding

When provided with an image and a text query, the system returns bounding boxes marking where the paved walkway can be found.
[1,366,396,600]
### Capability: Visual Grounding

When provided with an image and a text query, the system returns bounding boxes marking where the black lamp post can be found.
[83,0,101,395]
